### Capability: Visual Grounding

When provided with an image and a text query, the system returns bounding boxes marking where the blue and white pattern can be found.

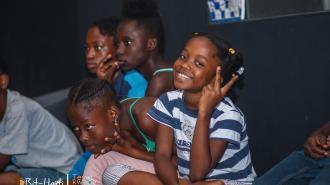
[148,90,256,183]
[207,0,245,24]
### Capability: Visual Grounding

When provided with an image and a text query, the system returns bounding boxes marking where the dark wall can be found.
[1,0,329,175]
[0,0,82,97]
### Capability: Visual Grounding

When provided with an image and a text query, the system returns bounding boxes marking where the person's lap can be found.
[254,150,330,185]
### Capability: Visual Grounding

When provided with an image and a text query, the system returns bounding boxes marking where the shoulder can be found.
[146,68,174,97]
[4,90,27,119]
[212,97,245,127]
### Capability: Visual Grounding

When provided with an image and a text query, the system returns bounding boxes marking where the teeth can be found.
[178,73,191,79]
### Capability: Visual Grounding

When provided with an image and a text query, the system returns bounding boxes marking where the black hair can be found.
[121,0,165,54]
[90,16,120,43]
[189,32,243,84]
[0,57,8,75]
[68,78,120,111]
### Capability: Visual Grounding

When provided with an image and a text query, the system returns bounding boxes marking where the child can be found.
[67,78,170,185]
[147,32,256,185]
[85,17,147,100]
[115,0,175,97]
[0,62,82,184]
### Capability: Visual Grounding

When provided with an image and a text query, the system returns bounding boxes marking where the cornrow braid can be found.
[68,78,120,109]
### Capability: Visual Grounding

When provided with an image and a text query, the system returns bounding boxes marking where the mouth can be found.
[175,70,193,80]
[86,62,97,69]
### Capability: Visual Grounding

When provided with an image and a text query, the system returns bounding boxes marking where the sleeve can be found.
[209,111,243,147]
[83,154,109,185]
[0,111,29,155]
[147,93,175,129]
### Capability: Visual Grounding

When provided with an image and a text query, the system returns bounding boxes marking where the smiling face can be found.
[116,20,150,72]
[85,26,115,74]
[68,102,118,154]
[173,36,221,92]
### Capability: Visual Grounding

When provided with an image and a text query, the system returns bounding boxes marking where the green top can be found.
[152,68,173,76]
[120,98,156,152]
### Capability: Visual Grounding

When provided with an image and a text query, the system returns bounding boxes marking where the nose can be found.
[116,42,124,57]
[79,130,89,144]
[86,48,96,60]
[181,59,192,70]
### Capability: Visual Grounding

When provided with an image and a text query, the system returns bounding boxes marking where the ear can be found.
[0,74,9,90]
[147,37,157,51]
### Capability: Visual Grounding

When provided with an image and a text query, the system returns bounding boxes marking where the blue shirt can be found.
[113,70,147,100]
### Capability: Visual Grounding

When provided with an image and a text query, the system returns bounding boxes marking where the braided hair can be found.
[68,78,120,111]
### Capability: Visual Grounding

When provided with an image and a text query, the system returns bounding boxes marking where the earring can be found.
[113,116,120,132]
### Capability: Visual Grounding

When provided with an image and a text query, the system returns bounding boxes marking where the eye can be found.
[194,60,204,67]
[73,126,80,132]
[94,45,104,52]
[84,45,90,52]
[124,40,132,47]
[178,54,186,60]
[84,123,96,130]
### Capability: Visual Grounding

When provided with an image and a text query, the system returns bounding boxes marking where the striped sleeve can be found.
[147,93,174,129]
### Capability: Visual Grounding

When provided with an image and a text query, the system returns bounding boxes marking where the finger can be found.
[311,145,328,156]
[221,74,239,95]
[104,137,116,145]
[94,153,100,159]
[101,54,112,64]
[100,145,112,154]
[214,66,221,89]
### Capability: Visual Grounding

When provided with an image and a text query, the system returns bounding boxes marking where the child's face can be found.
[173,36,221,91]
[116,20,150,72]
[85,26,116,74]
[68,103,117,154]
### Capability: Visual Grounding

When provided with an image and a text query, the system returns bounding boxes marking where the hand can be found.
[199,66,239,114]
[304,133,329,159]
[96,54,123,84]
[93,133,120,159]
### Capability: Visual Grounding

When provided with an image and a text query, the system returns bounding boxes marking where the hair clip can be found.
[192,32,199,36]
[228,48,236,55]
[235,66,244,76]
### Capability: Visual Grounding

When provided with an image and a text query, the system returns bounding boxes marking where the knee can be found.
[0,172,22,185]
[102,164,136,185]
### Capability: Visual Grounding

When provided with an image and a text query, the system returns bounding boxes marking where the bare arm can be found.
[145,72,174,98]
[0,154,11,172]
[190,113,228,182]
[155,124,179,185]
[190,67,238,181]
[112,130,155,163]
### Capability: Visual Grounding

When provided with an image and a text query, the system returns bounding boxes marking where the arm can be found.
[0,154,11,172]
[190,67,238,181]
[112,130,155,163]
[190,113,228,182]
[304,121,330,159]
[145,72,174,97]
[155,124,179,185]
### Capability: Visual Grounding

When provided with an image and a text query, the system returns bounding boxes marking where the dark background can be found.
[1,0,330,175]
